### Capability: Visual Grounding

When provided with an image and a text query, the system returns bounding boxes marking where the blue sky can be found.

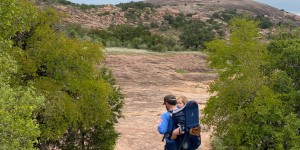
[254,0,300,15]
[68,0,300,15]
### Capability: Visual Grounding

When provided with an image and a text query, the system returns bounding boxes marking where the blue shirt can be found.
[158,111,175,143]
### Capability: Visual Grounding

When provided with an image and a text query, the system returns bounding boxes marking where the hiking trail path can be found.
[104,48,216,150]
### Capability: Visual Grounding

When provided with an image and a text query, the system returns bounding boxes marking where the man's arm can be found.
[158,112,169,134]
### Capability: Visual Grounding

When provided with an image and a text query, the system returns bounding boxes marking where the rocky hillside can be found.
[52,0,300,29]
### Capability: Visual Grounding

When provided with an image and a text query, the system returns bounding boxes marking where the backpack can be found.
[172,100,201,150]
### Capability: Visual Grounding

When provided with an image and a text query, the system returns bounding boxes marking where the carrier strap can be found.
[177,133,188,150]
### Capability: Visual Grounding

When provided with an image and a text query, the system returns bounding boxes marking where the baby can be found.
[171,96,188,140]
[176,96,188,109]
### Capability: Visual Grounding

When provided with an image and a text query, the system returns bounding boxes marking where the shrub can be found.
[150,43,167,52]
[163,13,187,29]
[124,9,141,21]
[150,21,159,28]
[108,25,151,42]
[179,20,214,49]
[57,0,72,5]
[98,11,110,16]
[159,24,170,31]
[116,1,157,11]
[255,14,273,29]
[172,45,185,51]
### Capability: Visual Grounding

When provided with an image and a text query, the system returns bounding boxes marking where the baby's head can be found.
[177,96,188,108]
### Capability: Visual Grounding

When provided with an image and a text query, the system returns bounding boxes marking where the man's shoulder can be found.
[161,111,173,120]
[164,111,171,114]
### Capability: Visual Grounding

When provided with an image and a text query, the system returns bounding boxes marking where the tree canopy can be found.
[0,0,123,149]
[204,17,300,149]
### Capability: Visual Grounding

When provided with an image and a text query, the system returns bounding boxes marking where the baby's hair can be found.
[177,96,188,105]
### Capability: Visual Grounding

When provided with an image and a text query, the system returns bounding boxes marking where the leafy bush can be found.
[116,1,157,11]
[108,25,151,42]
[163,13,187,29]
[211,137,228,150]
[76,4,104,10]
[5,5,124,150]
[204,17,300,149]
[62,23,190,51]
[150,43,168,52]
[179,20,214,50]
[0,1,43,149]
[57,0,72,5]
[150,21,160,28]
[159,24,170,31]
[212,10,242,22]
[98,11,110,16]
[255,14,273,29]
[124,9,141,21]
[172,45,185,51]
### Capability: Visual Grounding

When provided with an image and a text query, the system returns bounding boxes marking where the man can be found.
[158,94,178,150]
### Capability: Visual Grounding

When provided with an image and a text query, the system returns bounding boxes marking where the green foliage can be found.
[254,14,273,29]
[150,43,168,52]
[99,67,124,122]
[37,0,105,10]
[124,9,141,21]
[63,23,90,39]
[56,0,72,5]
[271,26,300,40]
[203,17,300,149]
[0,1,44,149]
[108,25,151,42]
[76,4,105,10]
[211,137,228,150]
[0,49,43,150]
[2,3,124,149]
[98,11,110,16]
[0,0,37,43]
[163,13,187,29]
[61,123,118,150]
[268,39,300,89]
[150,21,160,28]
[116,1,157,11]
[62,23,179,51]
[267,37,300,119]
[207,19,225,37]
[180,20,214,50]
[0,77,44,149]
[23,14,112,145]
[270,70,294,94]
[212,10,242,22]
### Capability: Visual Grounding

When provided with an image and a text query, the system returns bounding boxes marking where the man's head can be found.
[163,94,177,110]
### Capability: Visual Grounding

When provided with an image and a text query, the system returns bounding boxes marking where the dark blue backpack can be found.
[172,100,201,150]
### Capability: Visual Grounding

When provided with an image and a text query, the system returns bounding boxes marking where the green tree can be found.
[0,0,45,149]
[0,52,44,149]
[179,20,214,50]
[24,13,111,148]
[268,39,300,89]
[4,5,123,150]
[0,0,37,42]
[164,13,187,29]
[203,17,300,149]
[267,37,300,121]
[108,25,151,43]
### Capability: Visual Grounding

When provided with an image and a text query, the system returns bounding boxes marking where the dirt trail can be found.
[104,49,216,150]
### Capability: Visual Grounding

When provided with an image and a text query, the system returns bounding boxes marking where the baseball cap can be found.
[163,94,177,105]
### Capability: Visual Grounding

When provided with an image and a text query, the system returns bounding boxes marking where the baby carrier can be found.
[172,100,201,150]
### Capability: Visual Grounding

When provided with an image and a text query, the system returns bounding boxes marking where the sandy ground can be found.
[104,49,216,150]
